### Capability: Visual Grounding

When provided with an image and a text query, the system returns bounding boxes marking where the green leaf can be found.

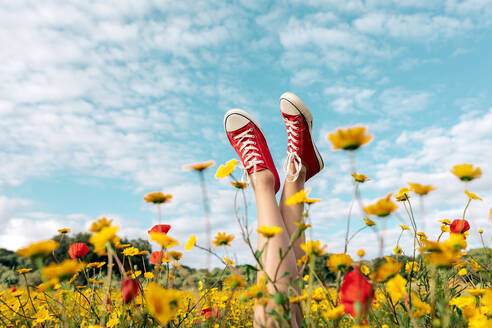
[273,292,286,305]
[245,264,258,272]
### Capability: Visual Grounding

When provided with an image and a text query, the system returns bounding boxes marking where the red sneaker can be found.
[224,109,280,193]
[280,92,324,182]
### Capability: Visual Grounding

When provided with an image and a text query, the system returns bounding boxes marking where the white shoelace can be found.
[283,118,302,182]
[233,128,264,184]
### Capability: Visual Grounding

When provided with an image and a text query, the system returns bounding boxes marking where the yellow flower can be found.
[58,228,71,234]
[479,229,484,234]
[352,173,370,183]
[116,243,131,249]
[167,251,182,261]
[324,305,345,319]
[230,181,248,189]
[215,159,238,179]
[440,218,451,225]
[34,307,52,325]
[470,259,482,272]
[393,246,402,255]
[312,287,326,302]
[88,278,105,284]
[417,232,427,240]
[285,189,320,205]
[327,126,372,151]
[145,283,183,325]
[212,232,234,247]
[300,240,327,256]
[399,224,410,231]
[441,225,450,232]
[481,289,492,315]
[363,217,376,226]
[17,240,59,258]
[89,226,120,255]
[464,190,482,201]
[128,270,142,279]
[144,272,154,279]
[185,235,197,251]
[37,278,58,292]
[122,247,139,257]
[42,259,85,280]
[295,221,312,231]
[326,254,353,272]
[106,312,120,328]
[395,187,412,202]
[257,225,283,238]
[86,262,99,269]
[371,260,401,282]
[137,250,149,255]
[90,217,113,232]
[405,261,419,274]
[411,293,431,318]
[450,295,477,318]
[466,289,486,296]
[11,290,23,297]
[304,197,321,204]
[452,164,482,181]
[357,249,365,257]
[386,274,407,303]
[144,192,172,204]
[247,279,268,304]
[289,292,308,303]
[224,274,246,290]
[421,239,462,267]
[224,257,235,266]
[364,193,398,217]
[408,182,436,196]
[448,233,467,250]
[16,268,33,274]
[149,232,179,249]
[360,265,370,275]
[469,315,492,327]
[458,268,467,276]
[183,160,215,171]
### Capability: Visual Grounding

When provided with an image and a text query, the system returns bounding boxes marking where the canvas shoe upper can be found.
[224,109,280,193]
[280,92,324,182]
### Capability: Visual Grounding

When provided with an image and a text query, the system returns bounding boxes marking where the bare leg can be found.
[279,164,307,263]
[251,170,299,328]
[279,164,306,327]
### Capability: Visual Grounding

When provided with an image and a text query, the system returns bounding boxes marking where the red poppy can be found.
[201,307,220,319]
[69,243,89,259]
[450,219,470,234]
[150,251,164,264]
[148,224,171,234]
[121,278,140,303]
[340,267,374,317]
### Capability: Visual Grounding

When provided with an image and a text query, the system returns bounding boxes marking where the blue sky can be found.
[1,0,491,267]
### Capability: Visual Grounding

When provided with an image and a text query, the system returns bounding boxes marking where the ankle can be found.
[252,170,275,189]
[287,163,306,182]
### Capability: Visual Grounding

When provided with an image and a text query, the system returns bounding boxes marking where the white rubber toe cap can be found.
[224,108,264,134]
[224,109,250,132]
[280,92,312,126]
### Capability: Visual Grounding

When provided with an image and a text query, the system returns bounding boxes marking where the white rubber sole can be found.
[224,108,265,135]
[279,92,324,172]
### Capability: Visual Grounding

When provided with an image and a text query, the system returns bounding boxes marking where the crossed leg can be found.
[251,170,301,328]
[252,165,306,328]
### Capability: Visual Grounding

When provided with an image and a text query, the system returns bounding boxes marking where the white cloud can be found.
[354,12,473,41]
[324,85,375,113]
[379,87,431,114]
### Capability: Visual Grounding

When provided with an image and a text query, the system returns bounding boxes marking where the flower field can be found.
[1,126,491,328]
